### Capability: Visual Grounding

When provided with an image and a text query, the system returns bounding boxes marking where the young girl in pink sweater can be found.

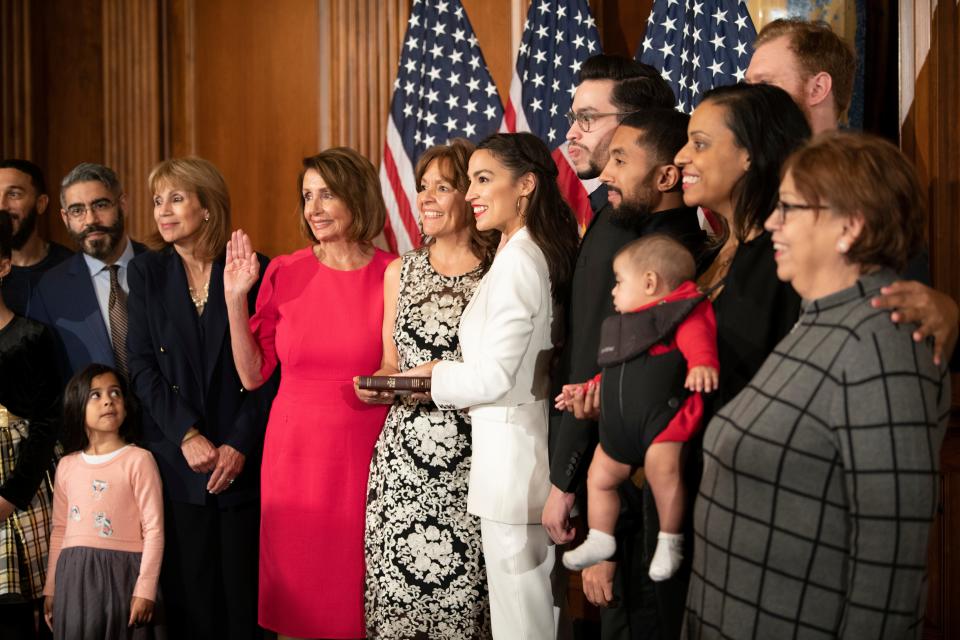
[43,364,164,638]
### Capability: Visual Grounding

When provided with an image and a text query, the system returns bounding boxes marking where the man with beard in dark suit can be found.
[29,162,146,381]
[544,56,706,640]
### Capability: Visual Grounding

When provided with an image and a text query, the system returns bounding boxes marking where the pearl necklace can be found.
[188,280,210,314]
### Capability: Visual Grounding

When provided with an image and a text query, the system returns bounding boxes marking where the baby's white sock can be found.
[648,532,684,582]
[561,529,617,570]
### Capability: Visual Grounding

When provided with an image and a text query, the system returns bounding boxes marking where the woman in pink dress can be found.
[223,148,395,638]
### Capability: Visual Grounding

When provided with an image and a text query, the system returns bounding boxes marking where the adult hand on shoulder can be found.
[872,281,959,365]
[181,431,218,474]
[207,444,246,494]
[582,560,617,607]
[224,230,261,300]
[0,496,15,521]
[542,485,577,544]
[44,595,54,630]
[128,596,154,626]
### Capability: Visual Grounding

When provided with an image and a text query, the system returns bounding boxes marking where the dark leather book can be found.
[357,376,431,393]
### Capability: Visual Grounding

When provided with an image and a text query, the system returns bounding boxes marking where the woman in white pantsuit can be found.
[404,133,579,638]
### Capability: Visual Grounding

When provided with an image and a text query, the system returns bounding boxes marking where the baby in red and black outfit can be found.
[557,234,718,581]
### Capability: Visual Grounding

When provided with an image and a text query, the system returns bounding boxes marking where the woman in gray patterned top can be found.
[685,132,950,639]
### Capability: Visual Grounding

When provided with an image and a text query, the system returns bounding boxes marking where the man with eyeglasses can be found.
[28,162,146,381]
[544,54,688,640]
[0,159,73,316]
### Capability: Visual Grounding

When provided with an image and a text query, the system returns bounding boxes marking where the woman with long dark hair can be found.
[402,132,578,639]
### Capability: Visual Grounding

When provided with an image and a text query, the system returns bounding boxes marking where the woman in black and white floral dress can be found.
[356,140,498,639]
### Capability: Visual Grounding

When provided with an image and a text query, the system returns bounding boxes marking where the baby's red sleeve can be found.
[675,300,719,370]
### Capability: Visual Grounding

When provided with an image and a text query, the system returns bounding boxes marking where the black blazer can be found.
[127,247,275,507]
[28,241,147,382]
[548,190,707,491]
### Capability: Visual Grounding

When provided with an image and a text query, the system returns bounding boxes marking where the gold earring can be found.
[516,196,527,220]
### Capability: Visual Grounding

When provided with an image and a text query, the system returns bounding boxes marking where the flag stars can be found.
[536,24,549,39]
[424,111,438,126]
[445,94,459,110]
[642,36,653,52]
[734,40,747,57]
[484,83,498,97]
[427,67,442,82]
[733,66,746,82]
[468,56,480,71]
[531,98,543,112]
[533,49,547,64]
[692,1,703,17]
[555,31,564,44]
[448,71,461,87]
[662,16,677,34]
[425,88,439,103]
[452,28,465,43]
[430,43,444,58]
[464,99,478,114]
[692,27,702,43]
[431,22,446,37]
[711,33,725,49]
[708,60,724,76]
[484,104,498,120]
[423,134,436,147]
[405,36,419,51]
[571,58,583,74]
[532,72,545,87]
[444,116,458,132]
[712,8,727,24]
[403,103,414,118]
[466,78,480,92]
[573,34,585,49]
[659,41,675,59]
[735,14,749,30]
[463,122,477,137]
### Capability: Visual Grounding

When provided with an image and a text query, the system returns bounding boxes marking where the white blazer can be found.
[432,227,555,524]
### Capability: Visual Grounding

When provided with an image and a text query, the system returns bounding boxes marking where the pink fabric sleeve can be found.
[249,258,282,381]
[42,458,69,597]
[675,300,719,370]
[130,451,164,601]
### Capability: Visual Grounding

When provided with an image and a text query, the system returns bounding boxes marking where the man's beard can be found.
[573,138,611,180]
[608,169,659,231]
[69,209,125,261]
[5,206,38,250]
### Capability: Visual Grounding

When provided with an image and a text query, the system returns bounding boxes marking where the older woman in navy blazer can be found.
[127,158,273,640]
[405,133,579,639]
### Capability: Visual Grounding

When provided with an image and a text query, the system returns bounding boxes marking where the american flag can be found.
[501,0,602,233]
[380,0,503,254]
[637,0,757,114]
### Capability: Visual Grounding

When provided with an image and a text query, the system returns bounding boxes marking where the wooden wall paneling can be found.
[36,0,106,248]
[185,0,319,259]
[462,0,518,102]
[101,0,162,242]
[325,0,408,165]
[1,0,33,159]
[900,1,960,638]
[591,0,652,57]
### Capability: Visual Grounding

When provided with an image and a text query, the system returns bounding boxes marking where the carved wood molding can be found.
[102,0,162,241]
[1,0,33,159]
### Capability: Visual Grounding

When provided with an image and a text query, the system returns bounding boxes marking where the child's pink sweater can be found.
[43,446,164,601]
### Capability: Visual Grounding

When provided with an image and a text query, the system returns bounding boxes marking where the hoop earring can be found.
[516,195,527,221]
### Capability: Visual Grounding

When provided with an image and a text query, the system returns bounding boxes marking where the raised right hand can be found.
[224,229,261,299]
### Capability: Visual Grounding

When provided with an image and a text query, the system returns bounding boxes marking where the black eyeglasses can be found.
[772,200,829,225]
[65,199,116,219]
[565,110,638,132]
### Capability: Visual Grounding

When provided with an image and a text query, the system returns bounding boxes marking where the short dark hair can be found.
[755,18,857,118]
[577,55,675,111]
[62,364,141,454]
[784,131,924,273]
[298,148,386,244]
[701,83,811,241]
[616,233,695,290]
[619,109,690,166]
[0,159,47,195]
[0,210,12,260]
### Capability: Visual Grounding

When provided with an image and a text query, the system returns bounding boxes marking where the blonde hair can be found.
[147,157,231,262]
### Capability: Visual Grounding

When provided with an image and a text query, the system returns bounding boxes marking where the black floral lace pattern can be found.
[365,248,491,639]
